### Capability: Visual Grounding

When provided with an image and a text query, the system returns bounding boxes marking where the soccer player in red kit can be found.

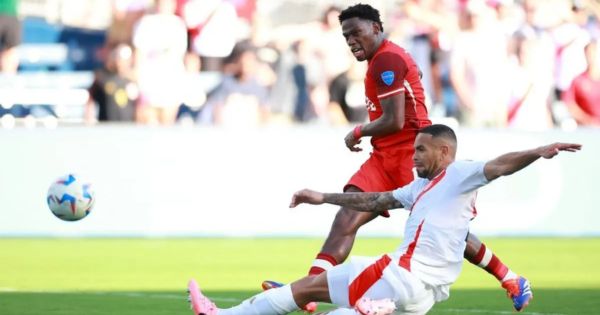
[264,4,532,313]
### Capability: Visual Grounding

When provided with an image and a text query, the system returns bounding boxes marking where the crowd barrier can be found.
[0,125,597,237]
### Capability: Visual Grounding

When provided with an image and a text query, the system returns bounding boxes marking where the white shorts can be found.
[327,255,435,315]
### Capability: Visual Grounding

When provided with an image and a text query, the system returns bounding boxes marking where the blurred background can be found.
[0,0,598,238]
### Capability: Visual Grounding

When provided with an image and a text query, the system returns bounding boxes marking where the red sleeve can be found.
[561,76,578,104]
[368,51,407,99]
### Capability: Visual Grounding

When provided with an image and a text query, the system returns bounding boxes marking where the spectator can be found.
[85,44,138,124]
[562,39,600,126]
[175,52,208,125]
[507,35,555,130]
[450,0,511,127]
[132,0,187,125]
[391,0,460,116]
[202,40,270,127]
[0,0,20,73]
[180,0,238,71]
[106,0,151,48]
[550,1,590,100]
[328,58,368,125]
[309,5,351,124]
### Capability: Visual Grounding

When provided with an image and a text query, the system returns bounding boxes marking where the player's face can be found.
[341,17,380,61]
[413,133,442,179]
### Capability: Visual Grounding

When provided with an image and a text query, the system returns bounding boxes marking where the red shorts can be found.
[344,143,415,216]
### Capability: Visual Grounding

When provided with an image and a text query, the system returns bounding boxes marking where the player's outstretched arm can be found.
[483,143,582,181]
[290,189,404,212]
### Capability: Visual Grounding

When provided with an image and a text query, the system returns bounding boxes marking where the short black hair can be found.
[418,124,457,144]
[338,3,384,32]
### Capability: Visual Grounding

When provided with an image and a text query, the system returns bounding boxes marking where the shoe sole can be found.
[188,279,203,315]
[515,295,533,312]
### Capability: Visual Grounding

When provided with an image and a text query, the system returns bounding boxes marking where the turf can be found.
[1,238,599,314]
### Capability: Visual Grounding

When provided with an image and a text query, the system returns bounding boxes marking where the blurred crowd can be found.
[2,0,600,128]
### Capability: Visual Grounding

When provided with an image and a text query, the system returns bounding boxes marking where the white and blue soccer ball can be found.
[46,174,95,221]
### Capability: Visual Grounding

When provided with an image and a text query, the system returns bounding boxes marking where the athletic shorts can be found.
[0,15,21,50]
[345,143,415,216]
[327,255,435,315]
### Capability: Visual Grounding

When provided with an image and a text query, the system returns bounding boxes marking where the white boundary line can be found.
[0,289,567,315]
[437,309,566,315]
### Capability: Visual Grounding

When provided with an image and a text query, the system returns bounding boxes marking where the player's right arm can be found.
[289,189,404,212]
[483,143,582,181]
[344,51,408,152]
[362,94,406,136]
[344,94,405,151]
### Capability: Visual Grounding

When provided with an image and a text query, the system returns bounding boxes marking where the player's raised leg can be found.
[464,233,533,311]
[310,186,380,275]
[262,186,379,312]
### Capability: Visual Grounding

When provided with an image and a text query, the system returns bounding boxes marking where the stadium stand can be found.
[0,17,104,126]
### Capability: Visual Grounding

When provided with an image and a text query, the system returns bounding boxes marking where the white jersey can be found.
[391,160,489,301]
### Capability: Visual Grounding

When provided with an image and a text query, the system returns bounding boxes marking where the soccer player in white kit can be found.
[188,124,581,315]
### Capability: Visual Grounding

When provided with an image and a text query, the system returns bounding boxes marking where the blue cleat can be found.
[262,280,285,291]
[501,276,533,312]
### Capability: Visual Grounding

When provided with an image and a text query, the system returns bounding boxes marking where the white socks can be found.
[325,308,361,314]
[502,270,518,282]
[219,284,299,315]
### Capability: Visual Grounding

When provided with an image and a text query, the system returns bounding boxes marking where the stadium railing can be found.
[0,71,94,126]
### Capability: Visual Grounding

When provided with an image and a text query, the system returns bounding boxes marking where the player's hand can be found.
[538,143,582,159]
[344,130,362,152]
[290,189,324,208]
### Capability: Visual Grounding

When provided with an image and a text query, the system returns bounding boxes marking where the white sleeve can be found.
[451,160,489,193]
[392,180,419,211]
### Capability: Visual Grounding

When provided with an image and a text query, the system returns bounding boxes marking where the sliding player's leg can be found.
[189,273,330,315]
[309,189,380,276]
[262,186,379,312]
[464,233,533,311]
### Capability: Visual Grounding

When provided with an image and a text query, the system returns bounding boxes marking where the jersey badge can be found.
[381,71,395,86]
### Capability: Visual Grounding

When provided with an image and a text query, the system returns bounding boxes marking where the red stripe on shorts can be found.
[348,255,392,306]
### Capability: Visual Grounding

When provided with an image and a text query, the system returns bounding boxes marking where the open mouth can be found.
[351,47,365,59]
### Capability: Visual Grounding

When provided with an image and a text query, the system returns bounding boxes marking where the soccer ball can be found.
[46,174,95,221]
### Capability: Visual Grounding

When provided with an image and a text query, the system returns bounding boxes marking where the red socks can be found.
[472,243,510,281]
[309,252,339,276]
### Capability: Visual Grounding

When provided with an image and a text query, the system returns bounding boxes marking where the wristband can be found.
[353,124,363,140]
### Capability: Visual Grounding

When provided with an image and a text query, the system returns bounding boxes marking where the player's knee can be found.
[332,209,365,235]
[291,274,330,304]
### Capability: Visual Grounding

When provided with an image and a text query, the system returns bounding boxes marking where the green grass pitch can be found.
[1,238,599,314]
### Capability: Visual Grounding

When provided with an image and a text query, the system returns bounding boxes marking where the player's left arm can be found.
[289,189,404,212]
[483,143,582,181]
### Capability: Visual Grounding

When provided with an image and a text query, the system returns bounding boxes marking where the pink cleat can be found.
[188,279,217,315]
[354,297,396,315]
[302,301,318,313]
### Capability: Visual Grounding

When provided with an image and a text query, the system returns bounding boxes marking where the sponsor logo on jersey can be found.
[365,97,376,111]
[381,71,394,86]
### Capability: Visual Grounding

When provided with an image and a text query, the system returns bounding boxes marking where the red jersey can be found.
[364,39,430,149]
[562,71,600,121]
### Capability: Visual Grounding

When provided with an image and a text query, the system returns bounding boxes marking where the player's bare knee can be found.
[464,232,482,258]
[332,208,375,235]
[291,274,330,305]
